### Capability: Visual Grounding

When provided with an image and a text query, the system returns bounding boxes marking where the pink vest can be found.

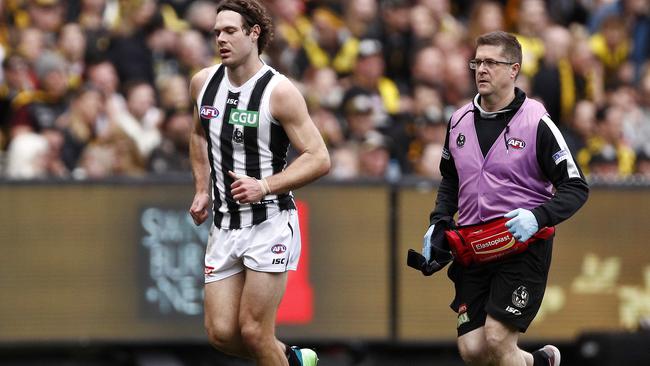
[449,98,554,225]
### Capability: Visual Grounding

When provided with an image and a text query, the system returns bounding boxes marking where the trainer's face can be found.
[214,10,259,67]
[473,45,519,98]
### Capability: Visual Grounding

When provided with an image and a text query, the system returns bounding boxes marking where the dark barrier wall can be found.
[398,186,650,341]
[0,181,648,343]
[0,182,389,342]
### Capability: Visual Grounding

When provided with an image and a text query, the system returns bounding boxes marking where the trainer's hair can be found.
[216,0,274,55]
[476,31,522,67]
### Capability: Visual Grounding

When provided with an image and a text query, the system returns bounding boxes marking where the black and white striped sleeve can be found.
[532,115,589,228]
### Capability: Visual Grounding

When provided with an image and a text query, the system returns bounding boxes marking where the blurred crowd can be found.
[0,0,649,182]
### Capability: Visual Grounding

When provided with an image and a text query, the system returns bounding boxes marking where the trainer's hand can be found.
[422,224,435,262]
[504,208,538,242]
[228,171,269,204]
[189,193,210,225]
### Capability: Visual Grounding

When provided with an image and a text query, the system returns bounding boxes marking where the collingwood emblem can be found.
[233,127,244,144]
[512,285,529,308]
[456,133,466,148]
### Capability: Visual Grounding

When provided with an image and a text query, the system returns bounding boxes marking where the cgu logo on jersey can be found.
[229,109,259,127]
[200,106,219,119]
[507,137,526,150]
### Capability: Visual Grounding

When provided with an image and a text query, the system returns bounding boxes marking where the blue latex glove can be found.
[504,208,538,242]
[422,224,435,262]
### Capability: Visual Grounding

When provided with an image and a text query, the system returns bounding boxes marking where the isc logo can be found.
[272,258,286,265]
[229,109,259,127]
[507,137,526,150]
[200,106,219,119]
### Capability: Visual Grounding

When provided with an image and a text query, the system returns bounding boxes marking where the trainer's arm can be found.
[267,78,331,193]
[188,69,212,225]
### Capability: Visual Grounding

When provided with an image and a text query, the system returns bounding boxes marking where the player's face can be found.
[213,10,259,67]
[473,45,518,98]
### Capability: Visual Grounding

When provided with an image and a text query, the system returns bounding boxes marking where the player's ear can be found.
[250,24,261,42]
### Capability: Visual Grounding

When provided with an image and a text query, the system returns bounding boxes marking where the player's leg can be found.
[484,315,526,365]
[485,238,556,366]
[457,327,490,366]
[449,261,492,365]
[238,269,289,366]
[204,272,251,358]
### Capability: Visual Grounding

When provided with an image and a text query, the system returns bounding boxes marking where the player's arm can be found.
[429,121,459,225]
[267,77,331,193]
[188,68,212,225]
[531,115,589,228]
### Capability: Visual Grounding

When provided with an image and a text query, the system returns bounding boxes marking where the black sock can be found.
[285,345,301,366]
[532,349,550,366]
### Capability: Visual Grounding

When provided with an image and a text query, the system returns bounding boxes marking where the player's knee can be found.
[484,331,513,361]
[205,319,238,352]
[458,337,488,365]
[239,320,268,353]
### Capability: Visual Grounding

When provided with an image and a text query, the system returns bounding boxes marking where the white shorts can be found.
[204,210,301,283]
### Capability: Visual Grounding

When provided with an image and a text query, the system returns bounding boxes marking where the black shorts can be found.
[447,236,553,336]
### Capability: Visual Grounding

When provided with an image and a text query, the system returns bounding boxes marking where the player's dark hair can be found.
[476,31,522,66]
[216,0,274,55]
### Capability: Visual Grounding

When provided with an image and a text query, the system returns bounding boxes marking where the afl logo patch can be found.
[456,133,466,148]
[271,244,287,254]
[200,106,219,119]
[507,137,526,150]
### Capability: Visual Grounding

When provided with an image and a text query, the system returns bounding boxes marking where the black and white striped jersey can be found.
[196,63,295,229]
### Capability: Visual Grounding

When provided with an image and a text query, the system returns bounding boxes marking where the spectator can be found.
[569,32,605,106]
[9,51,70,137]
[358,130,391,178]
[378,0,414,90]
[114,80,162,158]
[157,73,190,111]
[577,104,636,177]
[635,144,650,177]
[621,69,650,151]
[58,84,104,171]
[563,99,597,156]
[1,55,34,132]
[341,92,375,142]
[84,59,127,138]
[4,132,49,179]
[26,0,65,45]
[531,25,575,125]
[148,108,192,174]
[343,0,380,39]
[341,39,400,127]
[589,14,631,89]
[294,7,358,78]
[57,23,87,89]
[512,0,547,79]
[467,1,504,43]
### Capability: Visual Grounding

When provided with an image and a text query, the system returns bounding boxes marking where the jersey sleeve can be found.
[429,121,459,225]
[531,115,590,228]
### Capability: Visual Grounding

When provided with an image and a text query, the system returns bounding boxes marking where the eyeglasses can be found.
[469,58,515,70]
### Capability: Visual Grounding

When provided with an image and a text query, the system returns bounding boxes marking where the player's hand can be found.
[504,208,538,242]
[422,224,435,262]
[189,193,211,225]
[228,171,269,204]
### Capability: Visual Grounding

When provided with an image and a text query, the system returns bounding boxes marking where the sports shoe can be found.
[539,345,561,366]
[291,346,318,366]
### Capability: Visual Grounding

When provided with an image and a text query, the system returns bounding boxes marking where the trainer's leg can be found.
[457,327,490,366]
[204,272,251,358]
[239,269,289,366]
[484,315,526,366]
